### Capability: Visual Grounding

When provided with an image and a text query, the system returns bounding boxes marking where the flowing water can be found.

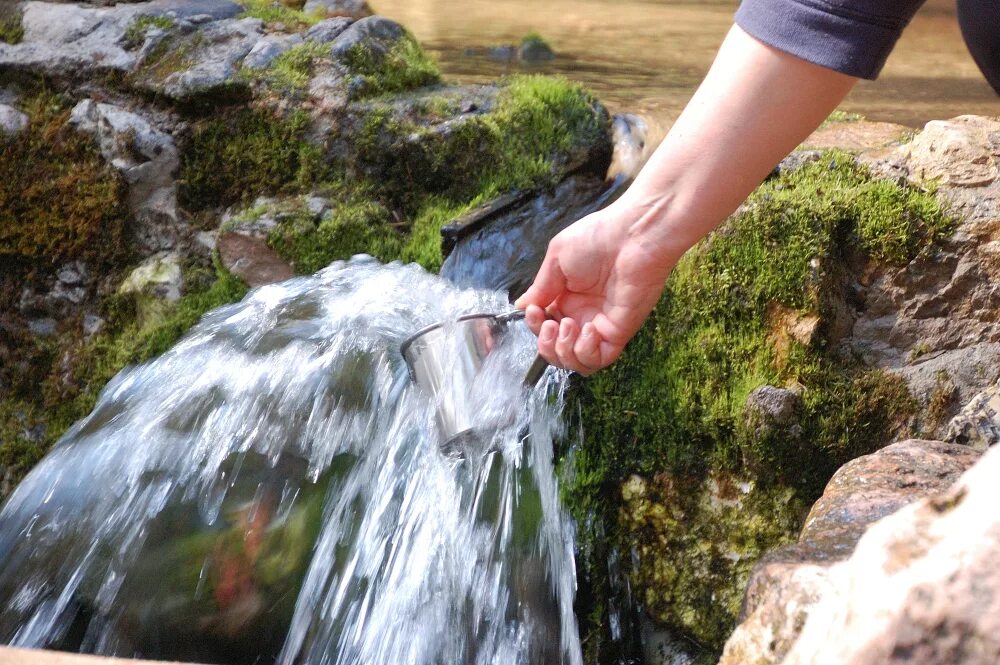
[0,258,581,665]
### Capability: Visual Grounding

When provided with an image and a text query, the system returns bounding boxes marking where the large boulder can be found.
[720,439,982,665]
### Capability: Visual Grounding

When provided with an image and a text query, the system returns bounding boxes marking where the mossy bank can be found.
[0,2,611,496]
[565,154,952,662]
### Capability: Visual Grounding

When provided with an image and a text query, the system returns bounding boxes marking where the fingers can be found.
[536,318,607,375]
[524,304,547,336]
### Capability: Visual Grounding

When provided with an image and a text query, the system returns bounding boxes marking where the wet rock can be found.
[69,99,182,251]
[242,33,303,70]
[303,0,372,20]
[607,113,650,181]
[119,252,183,301]
[0,102,28,137]
[218,232,294,287]
[781,443,1000,665]
[518,37,555,63]
[721,439,981,665]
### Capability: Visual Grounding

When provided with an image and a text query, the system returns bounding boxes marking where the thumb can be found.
[515,252,567,310]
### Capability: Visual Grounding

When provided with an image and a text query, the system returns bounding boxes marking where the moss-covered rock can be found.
[566,153,952,659]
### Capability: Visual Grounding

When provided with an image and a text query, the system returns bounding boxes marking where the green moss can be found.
[342,32,442,98]
[0,91,129,269]
[123,14,174,49]
[0,258,248,492]
[521,31,551,50]
[179,107,329,211]
[237,0,324,30]
[567,153,950,655]
[352,75,609,267]
[0,5,23,45]
[266,194,404,273]
[242,40,329,93]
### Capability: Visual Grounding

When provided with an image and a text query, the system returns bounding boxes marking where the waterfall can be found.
[0,257,582,665]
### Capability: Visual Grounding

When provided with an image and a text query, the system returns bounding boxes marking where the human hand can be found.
[513,200,682,374]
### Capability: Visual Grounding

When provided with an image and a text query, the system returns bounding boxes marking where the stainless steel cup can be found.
[401,311,547,447]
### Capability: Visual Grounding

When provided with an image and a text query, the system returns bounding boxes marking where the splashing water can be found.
[0,258,582,665]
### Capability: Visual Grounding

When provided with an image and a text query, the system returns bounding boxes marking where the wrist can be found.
[612,188,698,265]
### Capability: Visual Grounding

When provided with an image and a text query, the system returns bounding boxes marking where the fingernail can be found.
[581,323,593,338]
[513,297,524,308]
[540,325,556,343]
[559,321,571,341]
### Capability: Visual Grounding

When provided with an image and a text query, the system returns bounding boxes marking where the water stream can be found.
[0,258,582,665]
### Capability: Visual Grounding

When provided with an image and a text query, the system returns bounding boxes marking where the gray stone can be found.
[56,261,87,286]
[303,17,352,44]
[141,17,264,100]
[218,232,294,287]
[329,15,404,60]
[721,439,983,665]
[0,103,29,137]
[242,33,303,70]
[303,0,372,20]
[745,385,798,426]
[49,281,86,305]
[27,318,57,337]
[119,252,183,301]
[83,314,105,337]
[945,381,1000,449]
[518,38,555,63]
[304,195,331,217]
[69,99,181,251]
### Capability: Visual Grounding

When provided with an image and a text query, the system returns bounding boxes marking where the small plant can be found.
[821,109,865,127]
[242,40,328,93]
[238,0,324,30]
[342,33,441,98]
[0,4,24,44]
[123,14,174,49]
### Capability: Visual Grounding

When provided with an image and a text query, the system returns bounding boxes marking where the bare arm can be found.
[515,25,858,373]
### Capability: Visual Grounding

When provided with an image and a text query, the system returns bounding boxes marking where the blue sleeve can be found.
[734,0,926,79]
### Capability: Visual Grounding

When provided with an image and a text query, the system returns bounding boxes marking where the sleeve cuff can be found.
[734,0,911,80]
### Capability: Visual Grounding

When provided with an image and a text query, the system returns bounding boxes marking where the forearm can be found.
[618,25,857,261]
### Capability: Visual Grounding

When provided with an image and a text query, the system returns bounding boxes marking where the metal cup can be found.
[401,311,547,447]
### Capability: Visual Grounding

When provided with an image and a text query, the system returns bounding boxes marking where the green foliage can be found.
[342,32,442,98]
[179,107,329,211]
[237,0,324,29]
[123,14,174,49]
[0,91,129,269]
[266,195,405,273]
[353,75,609,267]
[567,153,949,654]
[0,4,23,44]
[0,260,248,490]
[242,40,329,93]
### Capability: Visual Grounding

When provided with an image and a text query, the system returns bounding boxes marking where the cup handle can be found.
[494,310,551,387]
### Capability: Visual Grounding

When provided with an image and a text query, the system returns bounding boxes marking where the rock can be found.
[303,0,372,20]
[329,15,404,60]
[82,313,104,337]
[217,232,293,288]
[241,33,303,70]
[0,102,28,137]
[518,37,555,63]
[745,385,798,426]
[27,318,57,337]
[56,261,87,286]
[608,113,651,181]
[69,99,182,251]
[803,120,911,152]
[721,439,982,665]
[146,17,264,101]
[782,443,1000,665]
[845,116,1000,433]
[944,380,1000,449]
[303,16,352,44]
[119,252,183,301]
